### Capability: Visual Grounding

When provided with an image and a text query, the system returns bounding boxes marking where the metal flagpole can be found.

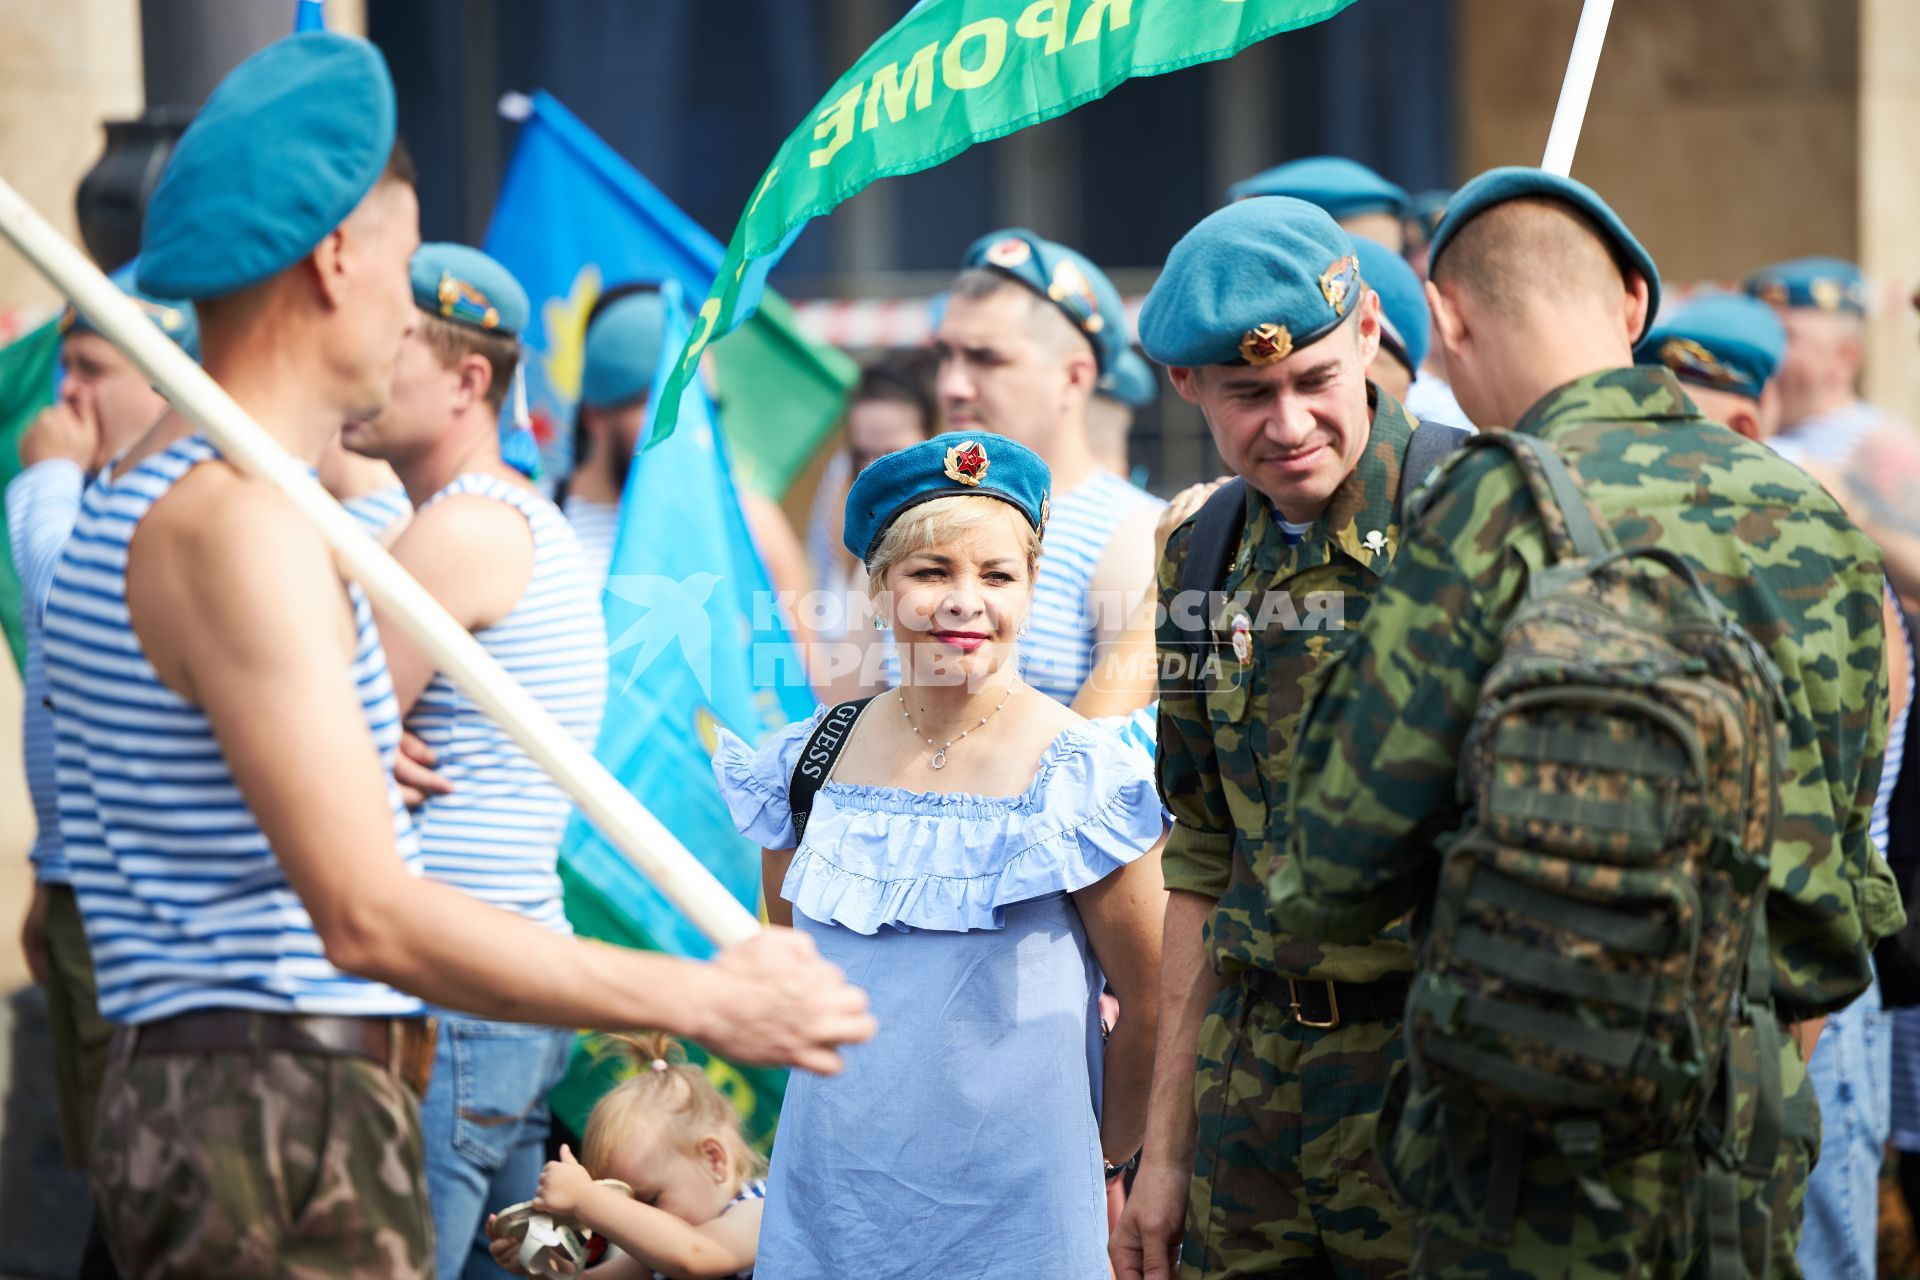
[0,175,761,949]
[1540,0,1616,177]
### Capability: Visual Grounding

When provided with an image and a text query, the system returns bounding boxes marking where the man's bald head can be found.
[1431,197,1628,323]
[1425,196,1653,428]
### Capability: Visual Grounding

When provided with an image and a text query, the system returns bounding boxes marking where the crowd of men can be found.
[7,22,1920,1280]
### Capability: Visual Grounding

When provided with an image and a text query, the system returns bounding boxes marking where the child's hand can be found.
[485,1214,531,1275]
[487,1208,583,1276]
[533,1144,595,1218]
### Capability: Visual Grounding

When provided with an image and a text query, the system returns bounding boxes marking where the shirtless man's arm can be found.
[129,466,873,1073]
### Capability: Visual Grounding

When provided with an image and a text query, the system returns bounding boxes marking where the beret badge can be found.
[438,272,501,331]
[944,440,990,486]
[1809,277,1847,313]
[1047,259,1105,333]
[1239,322,1293,367]
[1658,337,1741,390]
[1319,254,1360,316]
[984,237,1033,269]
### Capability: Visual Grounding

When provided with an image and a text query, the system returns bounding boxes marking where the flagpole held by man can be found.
[10,31,872,1273]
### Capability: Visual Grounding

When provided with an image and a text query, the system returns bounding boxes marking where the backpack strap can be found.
[788,697,875,843]
[1169,477,1248,662]
[1459,431,1613,562]
[1397,419,1471,524]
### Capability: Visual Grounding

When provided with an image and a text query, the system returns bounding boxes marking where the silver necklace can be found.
[899,687,1013,770]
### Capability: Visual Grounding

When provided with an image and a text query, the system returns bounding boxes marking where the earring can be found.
[1017,617,1030,638]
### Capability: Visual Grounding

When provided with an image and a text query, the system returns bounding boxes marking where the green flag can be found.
[0,319,61,672]
[650,0,1361,444]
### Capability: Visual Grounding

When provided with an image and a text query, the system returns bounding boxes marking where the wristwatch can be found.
[1103,1153,1140,1182]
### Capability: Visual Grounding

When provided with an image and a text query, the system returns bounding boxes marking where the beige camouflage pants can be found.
[91,1047,434,1279]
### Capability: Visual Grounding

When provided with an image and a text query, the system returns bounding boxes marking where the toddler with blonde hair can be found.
[489,1034,765,1279]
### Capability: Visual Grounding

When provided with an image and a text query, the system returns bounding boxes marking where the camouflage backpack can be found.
[1406,431,1789,1245]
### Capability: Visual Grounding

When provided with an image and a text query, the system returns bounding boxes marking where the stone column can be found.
[0,0,143,319]
[1457,0,1860,286]
[1858,0,1920,423]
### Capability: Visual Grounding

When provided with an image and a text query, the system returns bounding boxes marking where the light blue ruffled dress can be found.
[713,707,1163,1279]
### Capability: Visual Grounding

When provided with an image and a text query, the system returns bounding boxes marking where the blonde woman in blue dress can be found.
[715,431,1166,1278]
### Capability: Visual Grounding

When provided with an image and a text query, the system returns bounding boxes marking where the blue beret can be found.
[1227,156,1409,220]
[410,244,529,338]
[1743,257,1868,316]
[66,260,199,361]
[960,230,1130,374]
[581,291,666,409]
[139,34,397,301]
[1138,197,1361,369]
[1101,348,1159,409]
[1634,292,1787,401]
[843,431,1051,563]
[1352,238,1429,376]
[1428,166,1662,342]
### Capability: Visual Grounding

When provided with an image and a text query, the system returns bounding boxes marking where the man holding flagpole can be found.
[340,242,609,1277]
[39,31,871,1275]
[10,265,195,1280]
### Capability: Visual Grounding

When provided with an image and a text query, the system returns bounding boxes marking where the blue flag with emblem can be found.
[481,91,855,497]
[549,280,816,1150]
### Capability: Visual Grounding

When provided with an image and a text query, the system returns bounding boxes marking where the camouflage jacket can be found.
[1156,386,1418,982]
[1274,367,1901,1020]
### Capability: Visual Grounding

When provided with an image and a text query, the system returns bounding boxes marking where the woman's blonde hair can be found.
[864,493,1042,595]
[579,1033,766,1184]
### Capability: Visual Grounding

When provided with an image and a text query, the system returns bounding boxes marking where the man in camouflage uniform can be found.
[1274,166,1901,1277]
[1112,197,1454,1280]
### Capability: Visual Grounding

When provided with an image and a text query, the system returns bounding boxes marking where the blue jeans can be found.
[419,1014,574,1280]
[1798,978,1891,1280]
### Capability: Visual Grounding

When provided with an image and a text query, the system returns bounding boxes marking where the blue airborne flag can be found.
[481,91,854,497]
[545,282,817,1148]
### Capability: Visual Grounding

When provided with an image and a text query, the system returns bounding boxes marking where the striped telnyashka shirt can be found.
[341,481,413,541]
[42,435,423,1024]
[563,493,620,589]
[7,458,85,884]
[1020,470,1161,704]
[408,473,607,932]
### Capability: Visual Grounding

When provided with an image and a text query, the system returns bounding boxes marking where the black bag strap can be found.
[787,697,874,843]
[1171,477,1248,647]
[1398,420,1470,522]
[1872,607,1920,1007]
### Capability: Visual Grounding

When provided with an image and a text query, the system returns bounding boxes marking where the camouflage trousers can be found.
[1183,979,1412,1279]
[91,1045,435,1279]
[1389,1029,1818,1278]
[41,883,114,1167]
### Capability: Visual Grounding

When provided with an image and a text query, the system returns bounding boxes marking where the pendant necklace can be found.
[899,686,1013,770]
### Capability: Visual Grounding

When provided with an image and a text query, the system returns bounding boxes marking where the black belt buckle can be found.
[1287,978,1341,1029]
